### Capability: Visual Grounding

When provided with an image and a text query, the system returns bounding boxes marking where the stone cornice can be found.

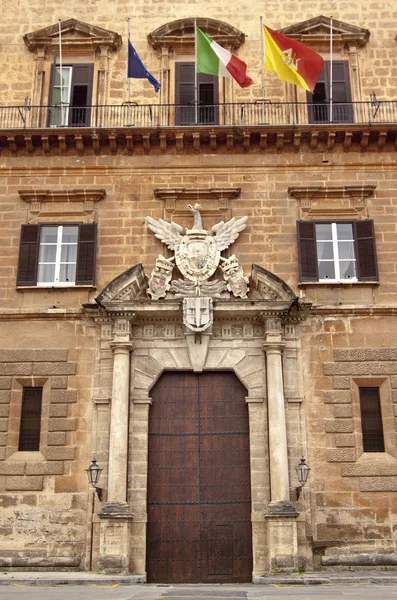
[1,125,396,157]
[18,188,106,203]
[279,15,370,49]
[154,187,241,202]
[23,18,122,53]
[148,18,245,51]
[288,185,376,202]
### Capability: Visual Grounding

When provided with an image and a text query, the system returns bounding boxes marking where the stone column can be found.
[98,317,133,573]
[262,318,298,574]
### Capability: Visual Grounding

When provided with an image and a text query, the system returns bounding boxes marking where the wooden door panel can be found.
[147,371,252,583]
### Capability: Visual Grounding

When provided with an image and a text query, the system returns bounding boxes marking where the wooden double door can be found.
[147,372,252,583]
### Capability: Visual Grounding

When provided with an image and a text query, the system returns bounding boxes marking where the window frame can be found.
[18,387,43,452]
[297,219,378,284]
[17,222,97,288]
[316,222,357,283]
[359,386,385,453]
[37,224,79,287]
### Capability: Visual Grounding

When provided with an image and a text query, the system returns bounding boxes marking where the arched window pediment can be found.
[148,18,246,52]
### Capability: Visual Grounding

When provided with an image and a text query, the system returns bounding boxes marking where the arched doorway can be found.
[146,371,252,583]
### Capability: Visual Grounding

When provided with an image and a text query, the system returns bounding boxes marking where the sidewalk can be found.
[0,570,397,586]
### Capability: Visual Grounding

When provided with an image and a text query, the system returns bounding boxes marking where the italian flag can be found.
[196,27,254,88]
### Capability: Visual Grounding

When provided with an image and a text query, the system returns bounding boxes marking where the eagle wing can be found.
[212,216,248,251]
[145,216,183,251]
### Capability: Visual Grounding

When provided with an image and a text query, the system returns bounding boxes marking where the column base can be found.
[265,502,299,573]
[95,503,134,573]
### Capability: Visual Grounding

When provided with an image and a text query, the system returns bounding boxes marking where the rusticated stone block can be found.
[5,476,43,491]
[333,405,353,418]
[342,463,397,477]
[391,376,397,389]
[0,391,10,403]
[0,405,9,418]
[48,418,76,432]
[0,419,8,432]
[49,404,68,418]
[335,433,356,447]
[50,376,68,389]
[0,363,32,376]
[0,433,7,445]
[0,350,67,362]
[50,390,77,404]
[324,419,354,433]
[324,362,397,376]
[0,462,25,475]
[0,378,11,390]
[45,447,75,460]
[333,376,351,389]
[32,363,76,376]
[360,477,397,492]
[25,461,64,475]
[326,448,356,462]
[324,390,352,404]
[47,432,66,446]
[334,349,366,362]
[392,390,397,404]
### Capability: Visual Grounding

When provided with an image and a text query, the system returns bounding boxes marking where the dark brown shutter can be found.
[18,387,43,451]
[297,221,318,282]
[359,387,385,452]
[175,62,196,125]
[17,224,39,286]
[355,220,378,281]
[75,223,97,285]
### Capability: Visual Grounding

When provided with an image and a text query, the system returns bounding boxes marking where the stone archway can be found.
[90,263,311,576]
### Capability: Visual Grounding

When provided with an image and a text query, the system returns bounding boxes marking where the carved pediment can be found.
[148,18,245,51]
[24,18,122,53]
[251,265,297,301]
[96,264,147,306]
[279,15,370,48]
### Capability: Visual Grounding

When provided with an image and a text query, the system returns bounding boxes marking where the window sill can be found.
[298,281,379,287]
[16,285,97,291]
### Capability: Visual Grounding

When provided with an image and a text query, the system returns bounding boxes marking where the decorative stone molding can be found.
[148,18,245,52]
[23,19,122,54]
[96,264,147,306]
[279,15,370,49]
[18,188,106,222]
[251,265,297,302]
[289,185,376,220]
[154,187,241,222]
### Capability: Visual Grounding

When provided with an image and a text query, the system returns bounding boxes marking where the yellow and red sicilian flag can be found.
[264,25,324,93]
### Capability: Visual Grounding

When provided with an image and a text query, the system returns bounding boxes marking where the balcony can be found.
[1,100,396,129]
[0,100,396,155]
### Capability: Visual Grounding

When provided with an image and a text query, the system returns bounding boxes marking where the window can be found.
[175,62,219,125]
[307,61,353,124]
[359,387,385,452]
[48,64,94,127]
[297,220,378,283]
[18,387,43,451]
[17,223,97,287]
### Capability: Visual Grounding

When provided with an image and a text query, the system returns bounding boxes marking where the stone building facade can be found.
[0,0,397,580]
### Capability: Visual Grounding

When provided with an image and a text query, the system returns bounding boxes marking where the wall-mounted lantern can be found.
[85,458,103,501]
[295,457,311,500]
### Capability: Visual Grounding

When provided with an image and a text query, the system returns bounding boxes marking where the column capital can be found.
[263,342,286,355]
[109,341,133,355]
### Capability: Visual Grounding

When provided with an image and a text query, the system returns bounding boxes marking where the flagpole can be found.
[127,18,131,103]
[329,15,333,123]
[194,18,198,124]
[260,17,265,99]
[58,19,63,124]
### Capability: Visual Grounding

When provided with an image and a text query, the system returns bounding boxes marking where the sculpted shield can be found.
[176,232,220,283]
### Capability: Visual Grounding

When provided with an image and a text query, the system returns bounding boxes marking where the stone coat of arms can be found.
[146,204,248,332]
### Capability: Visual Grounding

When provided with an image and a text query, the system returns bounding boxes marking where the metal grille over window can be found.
[359,387,385,452]
[18,387,43,451]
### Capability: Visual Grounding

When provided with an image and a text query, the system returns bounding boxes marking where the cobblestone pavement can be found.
[1,583,397,600]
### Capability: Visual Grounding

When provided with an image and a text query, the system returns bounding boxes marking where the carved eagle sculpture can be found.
[145,203,248,252]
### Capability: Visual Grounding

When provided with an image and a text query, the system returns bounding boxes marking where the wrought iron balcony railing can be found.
[0,100,396,130]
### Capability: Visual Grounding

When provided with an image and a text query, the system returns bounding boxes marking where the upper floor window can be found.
[307,61,353,124]
[49,64,94,127]
[17,223,97,287]
[175,63,219,125]
[297,220,378,283]
[18,387,43,451]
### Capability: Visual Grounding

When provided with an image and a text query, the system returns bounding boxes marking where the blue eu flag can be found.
[127,40,160,93]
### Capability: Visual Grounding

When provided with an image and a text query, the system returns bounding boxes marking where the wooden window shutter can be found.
[17,224,39,286]
[75,223,97,285]
[355,220,378,281]
[297,221,318,281]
